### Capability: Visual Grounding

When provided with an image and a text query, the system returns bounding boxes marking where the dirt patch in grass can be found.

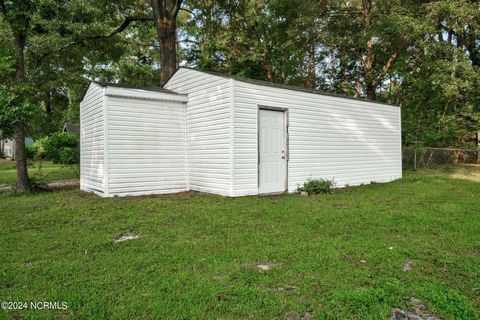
[47,179,80,190]
[417,165,480,183]
[447,168,480,183]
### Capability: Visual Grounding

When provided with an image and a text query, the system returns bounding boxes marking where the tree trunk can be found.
[262,43,274,82]
[13,32,30,192]
[158,22,177,86]
[465,42,480,67]
[150,0,182,86]
[14,33,26,82]
[305,44,316,89]
[477,131,480,163]
[366,82,376,100]
[362,0,376,100]
[454,28,480,67]
[364,38,376,100]
[14,122,29,191]
[45,90,52,114]
[354,79,362,97]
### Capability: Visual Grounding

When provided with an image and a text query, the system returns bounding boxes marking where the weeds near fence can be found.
[403,147,480,169]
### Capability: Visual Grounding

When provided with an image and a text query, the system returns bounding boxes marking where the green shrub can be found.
[26,144,36,160]
[297,178,335,195]
[29,174,49,191]
[41,132,79,165]
[25,141,45,160]
[58,146,79,165]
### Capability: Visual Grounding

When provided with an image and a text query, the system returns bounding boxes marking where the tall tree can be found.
[183,0,327,86]
[0,0,152,191]
[398,0,480,148]
[322,0,421,100]
[0,0,33,191]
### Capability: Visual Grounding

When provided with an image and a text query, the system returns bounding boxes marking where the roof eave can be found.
[104,86,188,103]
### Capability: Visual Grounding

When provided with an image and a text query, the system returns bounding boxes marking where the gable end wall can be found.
[164,68,233,196]
[80,83,106,196]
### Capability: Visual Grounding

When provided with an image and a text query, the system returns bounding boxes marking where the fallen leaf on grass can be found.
[257,263,274,271]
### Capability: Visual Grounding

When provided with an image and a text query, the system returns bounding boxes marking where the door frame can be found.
[257,105,289,194]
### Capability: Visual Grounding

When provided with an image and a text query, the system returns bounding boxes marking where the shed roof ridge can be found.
[177,67,398,107]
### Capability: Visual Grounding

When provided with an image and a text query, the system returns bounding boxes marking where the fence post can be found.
[414,148,417,170]
[477,132,480,163]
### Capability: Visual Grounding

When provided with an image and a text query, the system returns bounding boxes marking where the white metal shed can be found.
[80,82,188,197]
[80,68,402,197]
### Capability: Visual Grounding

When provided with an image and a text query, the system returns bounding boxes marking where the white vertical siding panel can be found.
[233,80,402,195]
[106,97,187,196]
[164,68,233,196]
[80,83,105,195]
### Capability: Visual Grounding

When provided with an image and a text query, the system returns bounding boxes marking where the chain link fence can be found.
[403,147,480,169]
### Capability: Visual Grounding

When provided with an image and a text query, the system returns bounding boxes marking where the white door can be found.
[259,109,286,194]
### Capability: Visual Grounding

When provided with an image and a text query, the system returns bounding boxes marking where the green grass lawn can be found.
[0,161,79,185]
[0,169,479,319]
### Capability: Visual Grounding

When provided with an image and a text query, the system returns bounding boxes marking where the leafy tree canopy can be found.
[1,0,479,150]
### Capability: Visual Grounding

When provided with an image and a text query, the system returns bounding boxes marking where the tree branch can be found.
[440,23,460,43]
[172,0,183,18]
[374,49,398,86]
[104,16,152,37]
[35,16,153,67]
[180,6,197,18]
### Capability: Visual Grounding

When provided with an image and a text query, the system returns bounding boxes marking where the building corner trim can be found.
[230,79,236,197]
[103,88,109,197]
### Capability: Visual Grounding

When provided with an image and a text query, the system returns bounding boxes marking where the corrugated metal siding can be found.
[233,80,402,195]
[80,83,105,195]
[164,68,233,196]
[106,96,188,196]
